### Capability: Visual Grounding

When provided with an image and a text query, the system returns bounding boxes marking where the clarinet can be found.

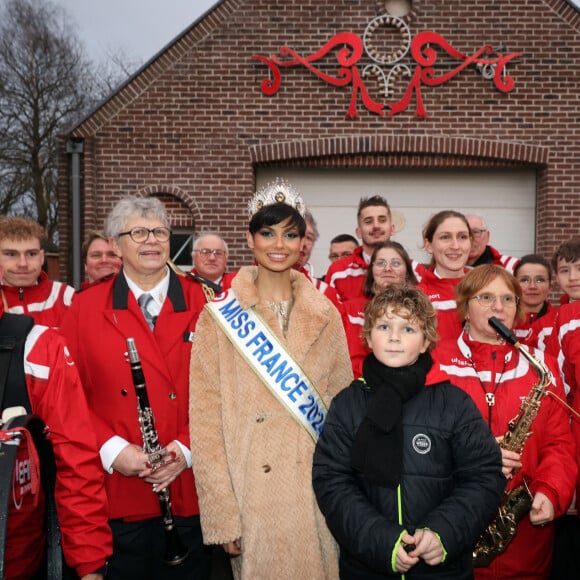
[126,338,190,566]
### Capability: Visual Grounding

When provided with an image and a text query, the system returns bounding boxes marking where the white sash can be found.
[206,289,328,442]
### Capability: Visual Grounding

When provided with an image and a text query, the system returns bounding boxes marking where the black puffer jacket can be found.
[313,377,504,579]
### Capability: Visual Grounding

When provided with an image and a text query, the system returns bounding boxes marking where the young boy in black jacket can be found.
[313,286,504,579]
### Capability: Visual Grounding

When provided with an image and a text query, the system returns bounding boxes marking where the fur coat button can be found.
[262,464,271,473]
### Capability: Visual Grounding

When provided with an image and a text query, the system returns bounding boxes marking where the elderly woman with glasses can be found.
[61,195,212,579]
[431,264,576,580]
[341,240,418,377]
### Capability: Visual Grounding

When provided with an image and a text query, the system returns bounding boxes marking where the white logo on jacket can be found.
[412,433,432,455]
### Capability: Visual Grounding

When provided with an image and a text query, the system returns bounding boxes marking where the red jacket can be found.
[325,247,428,303]
[417,268,465,341]
[340,296,370,378]
[325,246,367,303]
[60,268,207,521]
[3,311,111,578]
[433,332,577,579]
[0,271,74,328]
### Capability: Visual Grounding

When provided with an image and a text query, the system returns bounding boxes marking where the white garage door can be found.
[257,167,536,279]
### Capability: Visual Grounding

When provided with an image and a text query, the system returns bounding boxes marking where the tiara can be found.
[248,178,306,218]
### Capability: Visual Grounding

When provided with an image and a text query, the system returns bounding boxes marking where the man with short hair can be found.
[324,195,396,302]
[328,234,359,264]
[82,230,122,286]
[466,214,519,272]
[191,232,234,290]
[0,216,75,327]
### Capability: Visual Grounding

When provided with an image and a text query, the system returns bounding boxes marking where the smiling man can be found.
[191,232,235,290]
[324,195,396,303]
[60,196,211,580]
[0,216,75,327]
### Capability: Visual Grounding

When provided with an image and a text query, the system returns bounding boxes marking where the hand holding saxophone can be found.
[495,437,522,478]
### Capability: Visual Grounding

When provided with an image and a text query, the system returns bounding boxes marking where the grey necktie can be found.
[138,293,157,330]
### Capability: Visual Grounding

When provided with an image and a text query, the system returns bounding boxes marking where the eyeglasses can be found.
[195,249,226,258]
[517,276,549,286]
[118,227,171,243]
[470,293,519,308]
[471,228,488,238]
[373,259,404,270]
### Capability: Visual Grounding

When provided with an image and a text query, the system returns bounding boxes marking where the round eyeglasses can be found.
[373,258,404,270]
[118,227,171,243]
[470,293,519,308]
[517,276,549,286]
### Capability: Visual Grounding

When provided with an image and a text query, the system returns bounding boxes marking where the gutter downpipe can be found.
[66,139,84,289]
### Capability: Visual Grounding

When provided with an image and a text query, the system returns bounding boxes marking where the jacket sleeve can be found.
[189,309,242,545]
[529,353,577,516]
[312,386,401,575]
[26,327,112,577]
[416,387,505,559]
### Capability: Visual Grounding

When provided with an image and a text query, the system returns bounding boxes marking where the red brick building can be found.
[59,0,580,287]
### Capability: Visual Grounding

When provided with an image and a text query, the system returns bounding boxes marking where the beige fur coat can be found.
[189,266,353,580]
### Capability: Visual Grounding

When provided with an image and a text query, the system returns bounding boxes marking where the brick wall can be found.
[58,0,580,281]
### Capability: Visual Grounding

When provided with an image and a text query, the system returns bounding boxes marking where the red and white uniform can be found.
[513,302,556,347]
[470,244,520,273]
[3,304,111,578]
[433,332,577,579]
[1,271,74,328]
[325,247,368,303]
[417,268,466,341]
[340,296,370,378]
[60,268,207,521]
[325,247,427,303]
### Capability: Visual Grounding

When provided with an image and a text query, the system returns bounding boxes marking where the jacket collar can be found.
[112,266,186,311]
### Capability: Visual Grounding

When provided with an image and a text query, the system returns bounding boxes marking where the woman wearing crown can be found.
[189,179,353,579]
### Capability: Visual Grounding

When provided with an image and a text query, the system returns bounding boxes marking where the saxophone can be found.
[473,317,552,567]
[126,338,190,566]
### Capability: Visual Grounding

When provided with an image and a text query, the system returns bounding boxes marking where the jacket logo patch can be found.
[412,433,431,455]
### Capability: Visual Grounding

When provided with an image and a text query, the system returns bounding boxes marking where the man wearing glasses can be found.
[61,196,211,580]
[191,232,235,290]
[466,214,519,272]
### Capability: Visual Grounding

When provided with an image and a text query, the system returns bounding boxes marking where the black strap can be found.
[0,313,34,412]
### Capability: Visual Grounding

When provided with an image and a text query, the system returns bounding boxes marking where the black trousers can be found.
[549,515,580,580]
[108,515,211,580]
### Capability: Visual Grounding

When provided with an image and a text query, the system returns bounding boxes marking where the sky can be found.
[52,0,219,69]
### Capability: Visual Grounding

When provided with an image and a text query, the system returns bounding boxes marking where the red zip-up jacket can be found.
[433,332,577,579]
